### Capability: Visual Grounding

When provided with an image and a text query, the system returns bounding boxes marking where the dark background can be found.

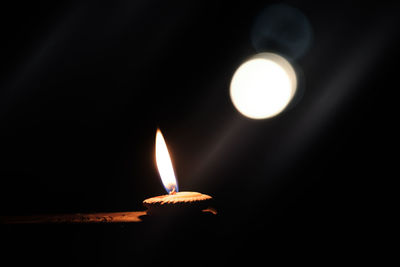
[0,0,397,265]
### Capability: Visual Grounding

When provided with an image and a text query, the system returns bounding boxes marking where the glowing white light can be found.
[230,53,297,119]
[155,129,178,193]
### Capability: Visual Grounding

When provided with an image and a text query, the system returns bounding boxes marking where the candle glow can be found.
[155,129,178,194]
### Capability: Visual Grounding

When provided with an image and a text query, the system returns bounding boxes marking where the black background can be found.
[0,0,397,265]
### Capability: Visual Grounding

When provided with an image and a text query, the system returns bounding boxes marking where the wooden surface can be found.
[0,208,217,224]
[0,211,147,224]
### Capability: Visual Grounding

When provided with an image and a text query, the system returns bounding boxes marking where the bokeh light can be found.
[251,4,313,60]
[230,53,297,119]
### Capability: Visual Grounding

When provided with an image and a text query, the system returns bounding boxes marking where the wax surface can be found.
[143,191,212,205]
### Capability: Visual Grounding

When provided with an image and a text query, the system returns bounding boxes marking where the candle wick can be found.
[169,187,176,195]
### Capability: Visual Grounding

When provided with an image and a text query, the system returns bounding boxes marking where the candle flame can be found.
[155,129,178,194]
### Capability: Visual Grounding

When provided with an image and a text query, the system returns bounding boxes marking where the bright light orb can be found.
[230,53,297,119]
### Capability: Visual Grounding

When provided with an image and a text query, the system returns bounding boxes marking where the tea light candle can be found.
[143,129,213,215]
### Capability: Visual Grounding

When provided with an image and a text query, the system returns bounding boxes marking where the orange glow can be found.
[155,129,178,193]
